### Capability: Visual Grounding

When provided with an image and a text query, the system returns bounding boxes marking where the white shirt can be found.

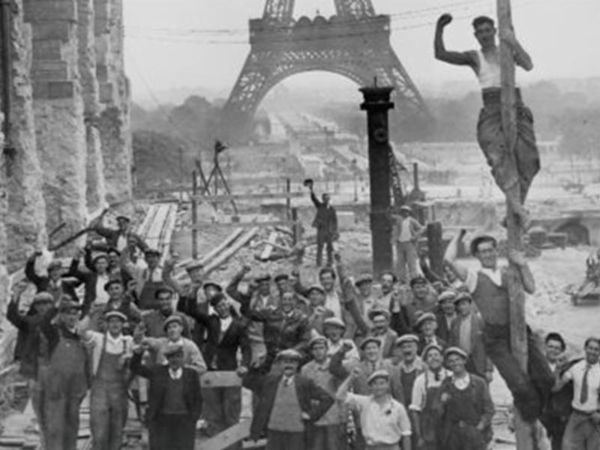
[116,234,128,252]
[220,316,233,333]
[465,266,504,294]
[398,218,412,243]
[104,332,127,354]
[325,290,342,319]
[563,360,600,412]
[476,49,502,89]
[410,369,451,412]
[345,394,411,445]
[146,267,163,283]
[95,274,110,305]
[458,314,473,354]
[169,367,183,380]
[452,373,471,390]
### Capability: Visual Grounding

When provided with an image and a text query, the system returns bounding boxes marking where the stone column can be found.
[78,0,106,211]
[2,0,48,268]
[24,0,88,248]
[95,0,132,204]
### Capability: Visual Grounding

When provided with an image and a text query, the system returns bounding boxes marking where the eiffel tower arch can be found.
[221,0,429,142]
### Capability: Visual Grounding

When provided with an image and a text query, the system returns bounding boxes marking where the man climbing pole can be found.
[434,12,540,228]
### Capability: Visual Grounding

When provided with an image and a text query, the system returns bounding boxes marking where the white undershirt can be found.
[95,274,110,305]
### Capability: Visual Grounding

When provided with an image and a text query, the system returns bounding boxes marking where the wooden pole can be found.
[286,178,292,221]
[191,170,198,260]
[497,1,536,448]
[427,222,444,278]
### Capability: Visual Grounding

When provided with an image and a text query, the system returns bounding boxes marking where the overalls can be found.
[44,329,88,450]
[419,375,444,450]
[442,382,486,450]
[400,369,419,408]
[90,335,129,450]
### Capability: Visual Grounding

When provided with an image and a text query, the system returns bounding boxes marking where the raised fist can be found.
[437,14,453,28]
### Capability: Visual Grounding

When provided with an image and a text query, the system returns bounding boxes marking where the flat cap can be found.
[444,346,468,360]
[47,260,62,271]
[163,315,183,331]
[399,205,412,213]
[454,292,472,305]
[144,248,161,257]
[355,274,373,287]
[367,369,390,385]
[202,281,222,292]
[422,343,444,359]
[395,334,419,347]
[32,292,54,305]
[276,349,302,361]
[438,290,458,303]
[410,276,428,287]
[415,312,437,329]
[367,308,391,322]
[104,310,127,322]
[308,335,328,349]
[360,337,382,350]
[154,285,175,298]
[92,254,109,265]
[58,299,82,312]
[307,284,325,295]
[116,215,131,222]
[323,317,346,329]
[254,273,272,283]
[469,235,497,256]
[163,343,184,357]
[104,278,123,291]
[274,273,289,283]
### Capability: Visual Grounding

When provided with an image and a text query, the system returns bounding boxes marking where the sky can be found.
[123,0,600,103]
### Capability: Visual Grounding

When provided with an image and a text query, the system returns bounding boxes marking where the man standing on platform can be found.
[434,13,540,227]
[307,181,338,267]
[392,205,425,283]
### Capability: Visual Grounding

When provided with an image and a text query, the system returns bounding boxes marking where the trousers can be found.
[308,424,346,450]
[90,380,128,450]
[149,414,196,450]
[316,229,334,267]
[266,430,306,450]
[482,324,553,422]
[396,241,419,283]
[562,411,600,450]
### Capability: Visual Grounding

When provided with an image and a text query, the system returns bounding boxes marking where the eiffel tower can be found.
[221,0,428,142]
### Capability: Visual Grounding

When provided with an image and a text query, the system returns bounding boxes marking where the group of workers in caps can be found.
[6,207,598,450]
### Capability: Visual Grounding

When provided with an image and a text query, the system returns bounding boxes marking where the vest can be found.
[476,50,501,89]
[162,377,188,415]
[268,379,304,432]
[472,271,509,326]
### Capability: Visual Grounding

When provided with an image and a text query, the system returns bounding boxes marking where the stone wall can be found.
[0,113,8,310]
[5,0,47,268]
[0,0,132,269]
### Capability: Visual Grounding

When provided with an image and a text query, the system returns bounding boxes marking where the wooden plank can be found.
[195,192,304,201]
[200,371,242,388]
[192,221,295,230]
[204,227,259,274]
[260,231,278,261]
[200,419,251,450]
[199,228,244,266]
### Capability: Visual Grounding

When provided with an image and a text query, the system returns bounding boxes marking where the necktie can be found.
[580,365,590,404]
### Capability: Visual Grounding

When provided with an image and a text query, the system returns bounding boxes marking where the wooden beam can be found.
[200,419,251,450]
[199,228,245,266]
[194,192,304,202]
[260,231,279,261]
[204,227,259,274]
[200,371,242,388]
[497,1,535,448]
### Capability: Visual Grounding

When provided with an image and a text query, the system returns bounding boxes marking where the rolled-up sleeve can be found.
[465,269,478,293]
[397,403,412,436]
[345,392,369,411]
[409,373,426,412]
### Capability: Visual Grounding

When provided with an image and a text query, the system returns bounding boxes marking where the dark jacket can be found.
[177,300,250,371]
[68,257,109,316]
[94,227,149,253]
[435,309,455,343]
[25,253,80,302]
[84,247,132,286]
[6,300,47,378]
[449,313,492,377]
[250,308,311,365]
[311,192,338,234]
[243,367,334,440]
[130,352,202,421]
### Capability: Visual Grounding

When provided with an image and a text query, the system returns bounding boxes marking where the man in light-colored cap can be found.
[395,334,425,407]
[436,290,457,343]
[439,345,494,450]
[301,336,346,450]
[243,348,333,450]
[415,312,447,355]
[392,204,426,284]
[337,367,412,450]
[323,317,360,367]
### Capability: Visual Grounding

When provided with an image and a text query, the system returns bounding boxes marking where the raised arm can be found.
[6,284,29,330]
[226,266,252,307]
[310,189,322,208]
[25,252,44,287]
[444,230,469,281]
[434,14,476,67]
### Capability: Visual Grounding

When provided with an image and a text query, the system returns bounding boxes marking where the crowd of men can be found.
[5,204,600,450]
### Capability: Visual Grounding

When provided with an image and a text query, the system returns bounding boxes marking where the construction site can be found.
[1,0,600,449]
